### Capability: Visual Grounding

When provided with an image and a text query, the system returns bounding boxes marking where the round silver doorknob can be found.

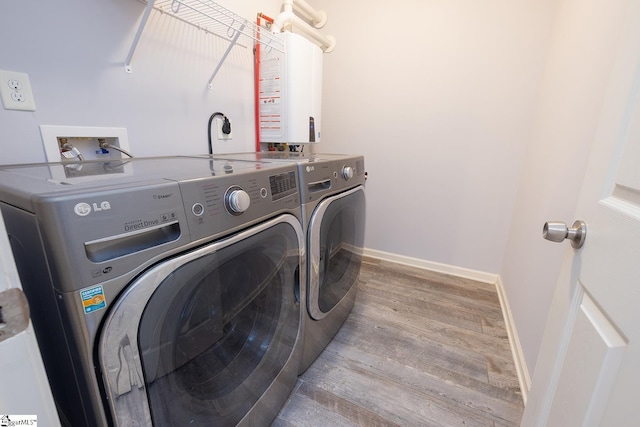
[543,220,587,249]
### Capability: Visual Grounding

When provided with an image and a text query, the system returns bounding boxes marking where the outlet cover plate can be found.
[216,117,232,140]
[0,70,36,111]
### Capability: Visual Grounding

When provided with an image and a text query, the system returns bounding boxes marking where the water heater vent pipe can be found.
[272,0,335,52]
[292,0,327,28]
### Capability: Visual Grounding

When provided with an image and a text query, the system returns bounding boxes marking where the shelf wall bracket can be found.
[125,0,157,73]
[207,22,245,89]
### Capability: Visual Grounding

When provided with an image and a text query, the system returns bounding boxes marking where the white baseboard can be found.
[495,276,531,403]
[363,247,530,403]
[363,248,498,284]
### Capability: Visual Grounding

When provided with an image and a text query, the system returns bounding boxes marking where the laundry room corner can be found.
[310,0,555,274]
[309,0,557,392]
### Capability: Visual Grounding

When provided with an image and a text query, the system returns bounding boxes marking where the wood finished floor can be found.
[273,257,524,426]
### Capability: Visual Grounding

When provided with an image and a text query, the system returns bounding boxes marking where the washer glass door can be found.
[99,215,303,426]
[308,186,366,320]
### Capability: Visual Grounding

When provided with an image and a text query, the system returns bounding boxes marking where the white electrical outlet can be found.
[0,70,36,111]
[216,117,232,140]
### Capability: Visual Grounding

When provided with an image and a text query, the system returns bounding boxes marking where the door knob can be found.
[543,220,587,249]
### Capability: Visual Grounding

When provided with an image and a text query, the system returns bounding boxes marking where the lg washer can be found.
[0,156,305,426]
[204,152,366,374]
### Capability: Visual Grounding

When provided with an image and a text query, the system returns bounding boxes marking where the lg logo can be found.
[74,201,112,217]
[306,165,315,172]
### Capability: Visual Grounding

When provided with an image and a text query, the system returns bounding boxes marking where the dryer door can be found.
[308,186,366,320]
[99,214,303,426]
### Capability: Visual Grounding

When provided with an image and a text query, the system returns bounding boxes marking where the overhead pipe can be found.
[272,0,335,52]
[292,0,327,28]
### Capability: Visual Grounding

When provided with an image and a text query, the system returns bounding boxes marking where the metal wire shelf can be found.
[125,0,285,88]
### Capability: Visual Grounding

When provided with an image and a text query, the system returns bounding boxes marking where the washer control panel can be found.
[0,157,302,292]
[179,166,300,242]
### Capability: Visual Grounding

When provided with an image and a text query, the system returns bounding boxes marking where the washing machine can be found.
[204,152,366,373]
[0,156,305,426]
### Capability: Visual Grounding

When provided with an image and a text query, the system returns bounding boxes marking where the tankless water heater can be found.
[259,31,323,144]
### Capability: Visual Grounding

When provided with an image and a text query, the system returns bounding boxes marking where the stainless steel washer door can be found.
[99,214,304,426]
[308,186,366,320]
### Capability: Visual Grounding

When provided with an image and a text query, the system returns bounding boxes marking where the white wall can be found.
[0,0,283,164]
[311,0,555,273]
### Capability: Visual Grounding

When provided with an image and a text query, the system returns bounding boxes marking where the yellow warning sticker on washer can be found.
[81,285,106,314]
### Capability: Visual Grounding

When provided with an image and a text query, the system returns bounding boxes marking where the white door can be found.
[0,212,60,425]
[521,1,640,425]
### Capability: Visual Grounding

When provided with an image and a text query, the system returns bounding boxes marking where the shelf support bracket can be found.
[125,0,157,73]
[207,22,246,89]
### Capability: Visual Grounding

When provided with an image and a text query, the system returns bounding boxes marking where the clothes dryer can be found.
[0,157,304,426]
[206,152,366,373]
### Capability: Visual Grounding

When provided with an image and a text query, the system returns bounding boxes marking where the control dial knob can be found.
[225,187,251,215]
[342,166,354,180]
